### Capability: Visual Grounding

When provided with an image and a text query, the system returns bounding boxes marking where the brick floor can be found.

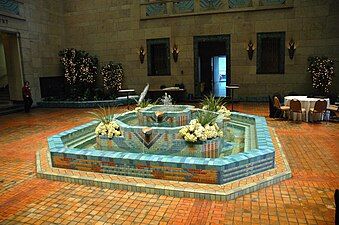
[0,103,338,225]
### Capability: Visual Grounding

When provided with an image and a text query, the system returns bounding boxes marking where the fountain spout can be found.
[161,93,173,105]
[155,111,164,123]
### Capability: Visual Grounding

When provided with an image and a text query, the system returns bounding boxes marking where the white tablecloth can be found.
[284,96,330,122]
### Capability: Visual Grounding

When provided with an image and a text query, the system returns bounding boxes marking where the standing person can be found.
[22,81,33,113]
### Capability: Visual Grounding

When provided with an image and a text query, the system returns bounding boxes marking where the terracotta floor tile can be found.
[0,103,337,224]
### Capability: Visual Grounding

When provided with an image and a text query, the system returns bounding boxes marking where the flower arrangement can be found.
[101,62,124,94]
[217,105,231,120]
[202,94,231,120]
[308,56,335,95]
[179,111,223,143]
[88,106,122,139]
[202,94,224,111]
[95,121,121,138]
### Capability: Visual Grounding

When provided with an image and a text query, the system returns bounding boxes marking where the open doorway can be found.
[0,32,24,105]
[0,34,9,103]
[194,35,230,98]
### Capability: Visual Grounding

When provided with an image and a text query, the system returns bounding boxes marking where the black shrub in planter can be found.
[308,56,335,96]
[59,48,98,100]
[101,62,124,97]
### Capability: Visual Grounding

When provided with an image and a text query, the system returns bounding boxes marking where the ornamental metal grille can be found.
[200,0,223,10]
[173,0,194,14]
[0,0,19,15]
[228,0,251,8]
[257,32,285,74]
[146,2,167,17]
[147,38,171,76]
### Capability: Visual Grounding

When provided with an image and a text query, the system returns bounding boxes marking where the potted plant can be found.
[202,94,231,121]
[178,111,223,158]
[101,62,124,98]
[88,107,123,148]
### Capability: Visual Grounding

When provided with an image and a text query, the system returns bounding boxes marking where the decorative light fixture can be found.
[172,44,179,63]
[288,39,296,59]
[139,46,145,64]
[247,41,254,60]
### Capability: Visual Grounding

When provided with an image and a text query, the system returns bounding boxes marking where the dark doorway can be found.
[0,31,24,102]
[194,35,230,98]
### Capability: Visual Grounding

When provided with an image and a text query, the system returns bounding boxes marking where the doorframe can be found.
[193,34,231,98]
[0,29,24,101]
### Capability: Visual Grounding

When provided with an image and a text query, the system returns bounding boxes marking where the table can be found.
[283,96,330,122]
[226,85,239,111]
[118,89,135,109]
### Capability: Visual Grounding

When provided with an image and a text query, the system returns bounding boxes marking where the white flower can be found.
[94,120,122,138]
[189,124,195,132]
[184,133,197,142]
[179,119,223,142]
[179,127,189,137]
[190,119,198,125]
[218,106,231,119]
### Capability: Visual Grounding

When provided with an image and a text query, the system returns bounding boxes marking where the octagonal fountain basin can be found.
[96,105,227,158]
[48,105,274,185]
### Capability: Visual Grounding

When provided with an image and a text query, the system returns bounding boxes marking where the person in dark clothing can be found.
[22,81,33,112]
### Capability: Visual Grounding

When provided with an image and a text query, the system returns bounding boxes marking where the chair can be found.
[268,96,275,118]
[309,100,327,122]
[327,105,339,121]
[273,96,290,118]
[289,99,305,122]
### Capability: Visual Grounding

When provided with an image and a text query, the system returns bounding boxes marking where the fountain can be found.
[48,103,276,185]
[161,92,173,105]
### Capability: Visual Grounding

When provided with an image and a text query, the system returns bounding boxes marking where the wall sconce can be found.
[172,44,179,63]
[288,39,296,59]
[139,46,145,64]
[247,41,254,60]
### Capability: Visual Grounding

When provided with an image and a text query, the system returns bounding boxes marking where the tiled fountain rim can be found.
[38,128,291,200]
[48,112,272,167]
[140,104,195,113]
[114,106,224,130]
[37,96,138,108]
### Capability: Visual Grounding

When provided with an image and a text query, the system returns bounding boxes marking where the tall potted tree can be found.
[308,56,335,96]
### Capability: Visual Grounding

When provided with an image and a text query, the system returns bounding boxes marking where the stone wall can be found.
[0,0,64,102]
[1,0,338,101]
[63,0,339,101]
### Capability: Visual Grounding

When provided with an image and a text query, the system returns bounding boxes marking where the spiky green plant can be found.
[88,106,115,124]
[139,99,152,108]
[197,111,219,126]
[202,94,225,112]
[137,99,158,108]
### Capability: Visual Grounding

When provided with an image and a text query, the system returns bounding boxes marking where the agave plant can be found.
[197,110,219,126]
[140,99,159,108]
[88,106,115,124]
[202,94,225,112]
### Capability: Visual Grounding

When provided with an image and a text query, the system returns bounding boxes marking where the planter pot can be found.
[185,138,223,158]
[96,135,126,150]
